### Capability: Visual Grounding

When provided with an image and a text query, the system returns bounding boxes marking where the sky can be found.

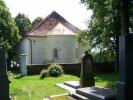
[4,0,92,29]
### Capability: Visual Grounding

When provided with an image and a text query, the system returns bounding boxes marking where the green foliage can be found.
[78,0,122,62]
[15,13,31,36]
[47,64,64,77]
[94,51,115,62]
[40,69,48,79]
[32,17,43,28]
[40,64,64,79]
[0,0,20,51]
[77,30,90,46]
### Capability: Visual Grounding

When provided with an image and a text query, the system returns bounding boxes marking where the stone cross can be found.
[80,51,95,87]
[0,49,11,100]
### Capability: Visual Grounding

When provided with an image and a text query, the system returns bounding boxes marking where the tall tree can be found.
[15,13,31,36]
[79,0,121,63]
[0,0,20,51]
[32,17,43,28]
[0,0,21,67]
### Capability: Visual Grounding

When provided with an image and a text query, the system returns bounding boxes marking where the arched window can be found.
[76,48,78,58]
[54,48,58,58]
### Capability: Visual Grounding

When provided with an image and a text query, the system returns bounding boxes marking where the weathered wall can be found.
[28,35,81,64]
[17,23,87,64]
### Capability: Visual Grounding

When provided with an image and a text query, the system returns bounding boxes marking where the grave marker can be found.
[80,51,95,87]
[0,49,11,100]
[20,54,27,76]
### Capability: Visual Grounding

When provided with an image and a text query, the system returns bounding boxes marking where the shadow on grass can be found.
[8,69,24,79]
[105,81,116,91]
[95,73,118,91]
[95,73,118,81]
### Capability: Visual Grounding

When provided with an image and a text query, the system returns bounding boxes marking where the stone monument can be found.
[0,49,11,100]
[80,51,95,87]
[20,54,27,76]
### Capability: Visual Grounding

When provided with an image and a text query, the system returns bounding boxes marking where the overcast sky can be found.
[4,0,92,29]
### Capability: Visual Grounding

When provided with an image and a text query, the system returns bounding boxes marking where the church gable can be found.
[27,11,79,36]
[48,22,75,35]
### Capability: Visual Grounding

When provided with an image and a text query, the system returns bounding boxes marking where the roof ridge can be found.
[27,11,55,35]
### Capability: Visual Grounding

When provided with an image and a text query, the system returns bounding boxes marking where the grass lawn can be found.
[9,71,118,100]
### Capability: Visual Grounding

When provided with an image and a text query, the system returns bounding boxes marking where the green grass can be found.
[9,72,79,100]
[50,95,74,100]
[9,71,118,100]
[95,73,118,89]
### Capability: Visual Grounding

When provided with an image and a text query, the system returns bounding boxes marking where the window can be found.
[54,48,58,58]
[76,48,78,58]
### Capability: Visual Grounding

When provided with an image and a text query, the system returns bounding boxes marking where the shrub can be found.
[40,69,48,79]
[47,64,64,77]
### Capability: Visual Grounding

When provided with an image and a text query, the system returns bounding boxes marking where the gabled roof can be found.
[26,11,79,36]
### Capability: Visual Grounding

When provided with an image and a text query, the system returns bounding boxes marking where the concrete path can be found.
[56,83,76,93]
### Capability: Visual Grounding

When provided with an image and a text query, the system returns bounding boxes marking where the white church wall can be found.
[17,36,88,65]
[28,35,78,64]
[46,35,77,64]
[28,37,47,64]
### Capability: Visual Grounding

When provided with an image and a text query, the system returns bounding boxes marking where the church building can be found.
[17,11,87,64]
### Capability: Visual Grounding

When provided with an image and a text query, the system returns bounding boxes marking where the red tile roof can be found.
[26,11,79,36]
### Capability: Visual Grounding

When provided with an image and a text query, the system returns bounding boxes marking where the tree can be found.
[15,13,32,36]
[32,17,43,28]
[0,0,20,51]
[79,0,121,63]
[0,0,21,68]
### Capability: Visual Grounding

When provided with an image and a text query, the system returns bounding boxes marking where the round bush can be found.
[47,64,64,77]
[40,69,48,79]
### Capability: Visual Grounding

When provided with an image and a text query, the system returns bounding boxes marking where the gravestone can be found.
[80,51,95,87]
[117,0,133,100]
[20,54,27,76]
[0,49,11,100]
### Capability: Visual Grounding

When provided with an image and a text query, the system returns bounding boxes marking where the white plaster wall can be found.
[28,35,79,64]
[48,23,75,35]
[17,38,88,65]
[25,23,88,64]
[17,36,88,65]
[28,37,47,64]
